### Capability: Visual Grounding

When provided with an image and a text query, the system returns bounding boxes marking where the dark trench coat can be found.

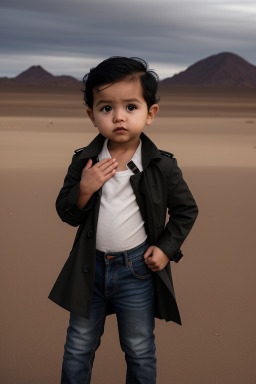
[48,132,198,325]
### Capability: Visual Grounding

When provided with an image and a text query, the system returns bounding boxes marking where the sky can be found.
[0,0,256,80]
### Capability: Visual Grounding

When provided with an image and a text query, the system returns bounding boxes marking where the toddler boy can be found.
[49,56,198,383]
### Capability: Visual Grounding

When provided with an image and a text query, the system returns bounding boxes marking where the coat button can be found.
[87,230,94,238]
[82,264,90,273]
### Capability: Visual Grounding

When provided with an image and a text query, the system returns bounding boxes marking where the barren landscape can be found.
[1,84,256,383]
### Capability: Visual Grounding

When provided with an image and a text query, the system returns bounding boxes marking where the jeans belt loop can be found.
[123,251,128,268]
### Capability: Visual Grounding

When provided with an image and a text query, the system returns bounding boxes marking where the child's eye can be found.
[101,105,112,112]
[126,104,137,111]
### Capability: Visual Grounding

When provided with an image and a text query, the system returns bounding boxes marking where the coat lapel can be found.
[130,172,157,244]
[130,133,162,244]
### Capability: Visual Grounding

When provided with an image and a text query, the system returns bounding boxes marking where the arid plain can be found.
[1,85,256,383]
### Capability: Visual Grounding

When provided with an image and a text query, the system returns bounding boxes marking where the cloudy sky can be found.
[1,0,256,79]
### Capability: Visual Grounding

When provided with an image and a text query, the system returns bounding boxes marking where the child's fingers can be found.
[145,255,160,270]
[103,161,118,176]
[144,246,154,260]
[84,158,93,169]
[96,157,115,169]
[99,159,118,173]
[104,168,117,181]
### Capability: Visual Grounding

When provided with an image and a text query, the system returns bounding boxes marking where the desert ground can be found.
[0,86,256,383]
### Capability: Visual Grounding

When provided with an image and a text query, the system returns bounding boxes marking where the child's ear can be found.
[86,108,97,127]
[146,104,159,126]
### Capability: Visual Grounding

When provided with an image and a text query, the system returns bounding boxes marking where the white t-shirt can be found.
[96,139,147,252]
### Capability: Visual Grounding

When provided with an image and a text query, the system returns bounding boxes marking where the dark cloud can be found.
[1,0,255,78]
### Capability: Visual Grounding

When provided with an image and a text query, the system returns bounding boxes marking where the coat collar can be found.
[79,132,162,170]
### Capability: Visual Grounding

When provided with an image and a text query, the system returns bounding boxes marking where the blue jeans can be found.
[61,240,156,384]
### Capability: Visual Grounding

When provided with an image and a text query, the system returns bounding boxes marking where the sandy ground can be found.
[0,89,256,383]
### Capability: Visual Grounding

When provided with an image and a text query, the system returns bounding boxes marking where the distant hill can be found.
[1,53,256,89]
[0,65,80,87]
[161,52,256,87]
[15,66,55,83]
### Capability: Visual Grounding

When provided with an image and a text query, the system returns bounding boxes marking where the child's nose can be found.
[113,109,125,123]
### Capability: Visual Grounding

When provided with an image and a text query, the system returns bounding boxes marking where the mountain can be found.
[0,65,80,87]
[15,65,55,82]
[161,52,256,87]
[1,53,256,89]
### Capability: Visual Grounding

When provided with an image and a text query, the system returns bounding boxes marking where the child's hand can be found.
[80,157,118,195]
[77,157,118,208]
[144,245,169,272]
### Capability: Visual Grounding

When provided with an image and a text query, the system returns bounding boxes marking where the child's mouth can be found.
[113,127,127,133]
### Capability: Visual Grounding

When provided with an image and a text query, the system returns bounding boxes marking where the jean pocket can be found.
[129,256,152,280]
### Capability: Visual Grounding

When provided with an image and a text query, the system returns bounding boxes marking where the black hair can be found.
[82,56,159,110]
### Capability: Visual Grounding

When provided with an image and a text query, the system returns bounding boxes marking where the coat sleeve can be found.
[56,154,95,227]
[155,158,198,260]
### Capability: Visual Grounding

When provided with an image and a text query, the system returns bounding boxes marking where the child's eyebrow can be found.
[124,98,142,104]
[95,100,112,107]
[96,98,142,107]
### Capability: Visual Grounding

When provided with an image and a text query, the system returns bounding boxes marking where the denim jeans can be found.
[61,240,156,384]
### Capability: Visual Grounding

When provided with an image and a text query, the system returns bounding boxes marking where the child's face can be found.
[86,77,158,148]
